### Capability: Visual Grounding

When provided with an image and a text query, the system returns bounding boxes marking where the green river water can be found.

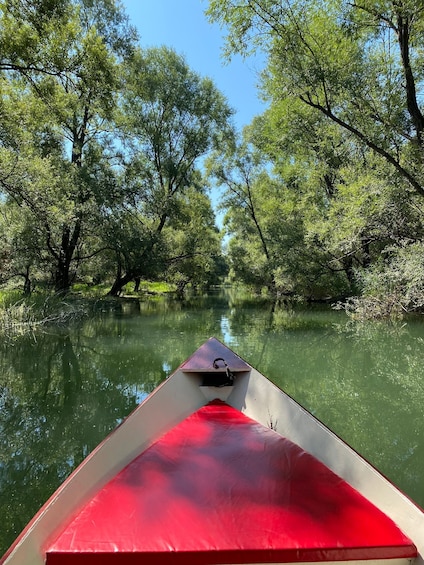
[1,289,424,554]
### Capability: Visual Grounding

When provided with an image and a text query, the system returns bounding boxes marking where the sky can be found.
[120,0,267,132]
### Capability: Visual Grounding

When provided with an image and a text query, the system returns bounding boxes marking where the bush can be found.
[341,242,424,320]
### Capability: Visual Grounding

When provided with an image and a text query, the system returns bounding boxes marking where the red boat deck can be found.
[47,401,416,565]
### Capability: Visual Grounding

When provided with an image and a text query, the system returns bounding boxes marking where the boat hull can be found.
[2,338,423,565]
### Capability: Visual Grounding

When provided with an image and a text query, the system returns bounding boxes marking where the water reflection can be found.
[1,291,424,555]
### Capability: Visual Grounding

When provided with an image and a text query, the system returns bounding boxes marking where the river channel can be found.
[1,289,424,554]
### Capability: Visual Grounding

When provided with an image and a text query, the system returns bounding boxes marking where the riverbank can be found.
[0,282,179,336]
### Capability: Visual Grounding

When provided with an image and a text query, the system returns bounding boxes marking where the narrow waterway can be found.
[1,289,423,554]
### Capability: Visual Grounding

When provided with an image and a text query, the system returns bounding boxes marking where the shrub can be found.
[341,242,424,320]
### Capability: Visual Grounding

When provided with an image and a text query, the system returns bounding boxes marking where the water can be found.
[1,289,424,554]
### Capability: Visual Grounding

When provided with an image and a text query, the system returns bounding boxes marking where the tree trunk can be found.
[397,13,424,147]
[55,254,72,294]
[54,220,81,294]
[342,256,355,286]
[107,271,134,296]
[361,238,371,269]
[53,109,88,294]
[134,277,141,293]
[23,265,32,296]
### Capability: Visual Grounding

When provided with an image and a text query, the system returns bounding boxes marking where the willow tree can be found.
[0,0,74,75]
[106,46,234,296]
[164,187,224,295]
[0,0,137,293]
[207,0,424,199]
[206,139,277,289]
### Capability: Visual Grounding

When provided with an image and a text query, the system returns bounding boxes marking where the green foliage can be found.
[0,0,77,75]
[207,131,353,298]
[0,0,138,293]
[3,0,424,314]
[344,242,424,320]
[164,187,224,292]
[103,46,233,295]
[0,4,229,298]
[206,0,424,313]
[207,0,424,197]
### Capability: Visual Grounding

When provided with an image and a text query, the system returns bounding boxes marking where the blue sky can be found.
[121,0,267,131]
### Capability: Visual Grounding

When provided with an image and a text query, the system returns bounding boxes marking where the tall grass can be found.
[0,292,88,335]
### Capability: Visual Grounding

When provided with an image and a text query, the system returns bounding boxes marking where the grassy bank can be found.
[72,281,176,297]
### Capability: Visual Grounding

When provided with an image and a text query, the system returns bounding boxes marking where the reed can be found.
[0,293,88,334]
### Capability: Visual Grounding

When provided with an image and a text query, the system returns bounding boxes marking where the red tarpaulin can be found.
[47,401,416,564]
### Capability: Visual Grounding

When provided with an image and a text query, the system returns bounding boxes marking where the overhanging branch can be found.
[299,93,424,198]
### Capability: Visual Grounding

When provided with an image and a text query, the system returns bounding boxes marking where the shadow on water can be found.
[1,289,424,554]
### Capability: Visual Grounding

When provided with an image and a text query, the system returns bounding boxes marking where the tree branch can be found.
[299,92,424,198]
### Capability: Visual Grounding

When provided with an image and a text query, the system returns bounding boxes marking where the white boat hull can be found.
[1,338,423,565]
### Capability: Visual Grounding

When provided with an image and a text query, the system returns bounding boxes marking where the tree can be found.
[206,0,424,308]
[0,0,75,76]
[247,103,380,289]
[164,187,224,295]
[247,91,424,298]
[208,101,424,298]
[206,138,276,289]
[106,46,234,295]
[206,0,424,198]
[42,0,136,293]
[0,0,138,293]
